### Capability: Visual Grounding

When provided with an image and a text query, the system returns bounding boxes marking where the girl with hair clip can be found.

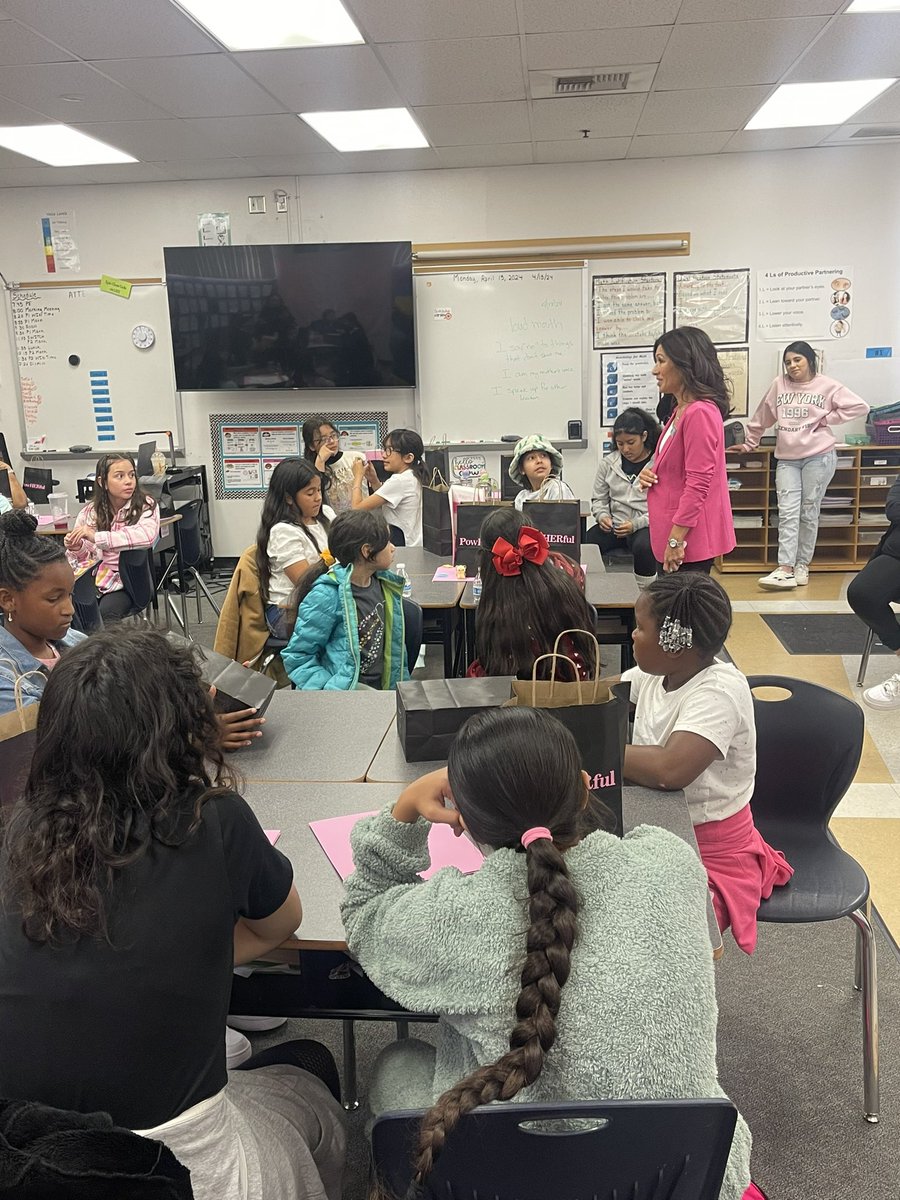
[0,627,345,1200]
[64,453,160,621]
[622,572,793,955]
[342,706,759,1200]
[730,342,868,590]
[507,433,576,511]
[587,406,660,589]
[301,416,379,513]
[256,457,336,639]
[0,509,83,716]
[350,427,427,547]
[467,507,597,681]
[639,327,735,575]
[282,509,409,691]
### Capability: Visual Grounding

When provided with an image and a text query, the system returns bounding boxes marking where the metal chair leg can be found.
[848,906,880,1122]
[857,627,876,687]
[341,1019,360,1111]
[192,569,222,616]
[854,921,862,992]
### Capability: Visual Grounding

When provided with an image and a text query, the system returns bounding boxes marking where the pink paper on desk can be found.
[309,811,484,881]
[36,515,56,526]
[265,829,281,845]
[432,565,473,582]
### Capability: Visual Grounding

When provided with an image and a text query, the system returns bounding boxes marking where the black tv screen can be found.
[163,241,415,391]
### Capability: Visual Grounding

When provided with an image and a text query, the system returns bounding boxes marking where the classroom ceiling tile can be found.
[68,119,234,161]
[234,46,403,112]
[237,153,349,175]
[852,81,900,125]
[785,14,900,81]
[677,0,843,20]
[626,130,732,157]
[98,54,283,118]
[0,62,172,122]
[433,143,534,167]
[184,115,327,157]
[823,123,900,144]
[154,157,282,180]
[533,137,630,162]
[724,125,837,151]
[345,0,519,42]
[0,94,50,124]
[520,0,681,34]
[0,21,76,65]
[335,147,441,171]
[0,164,103,186]
[654,18,829,90]
[413,102,530,146]
[637,86,771,135]
[376,37,526,105]
[531,93,645,140]
[0,0,221,59]
[525,27,671,71]
[83,161,177,183]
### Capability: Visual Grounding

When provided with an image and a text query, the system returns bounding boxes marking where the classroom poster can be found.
[592,273,666,349]
[221,426,261,456]
[198,212,231,246]
[40,210,80,273]
[717,347,749,418]
[673,268,749,344]
[600,351,658,425]
[259,426,300,456]
[756,268,854,342]
[336,421,380,452]
[223,458,263,489]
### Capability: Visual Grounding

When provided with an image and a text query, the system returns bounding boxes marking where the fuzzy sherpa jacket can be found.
[342,811,752,1200]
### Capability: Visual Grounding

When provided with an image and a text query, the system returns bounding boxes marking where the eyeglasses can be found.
[314,432,340,447]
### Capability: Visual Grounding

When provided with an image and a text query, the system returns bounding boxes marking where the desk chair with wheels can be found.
[158,498,220,628]
[372,1098,738,1200]
[118,547,157,621]
[747,675,878,1123]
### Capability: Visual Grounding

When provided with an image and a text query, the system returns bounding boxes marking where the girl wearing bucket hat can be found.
[508,434,576,511]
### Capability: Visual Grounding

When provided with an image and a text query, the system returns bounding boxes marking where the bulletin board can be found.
[6,282,179,451]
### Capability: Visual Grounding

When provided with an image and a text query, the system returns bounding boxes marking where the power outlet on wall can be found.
[248,195,266,214]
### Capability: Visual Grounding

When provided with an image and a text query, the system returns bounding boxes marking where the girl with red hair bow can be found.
[466,508,598,680]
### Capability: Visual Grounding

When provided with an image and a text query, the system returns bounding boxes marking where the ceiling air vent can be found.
[850,125,900,138]
[529,63,657,99]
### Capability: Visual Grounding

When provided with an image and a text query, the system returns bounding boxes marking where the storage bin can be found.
[865,418,900,445]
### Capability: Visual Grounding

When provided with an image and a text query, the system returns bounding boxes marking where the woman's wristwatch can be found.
[667,538,687,550]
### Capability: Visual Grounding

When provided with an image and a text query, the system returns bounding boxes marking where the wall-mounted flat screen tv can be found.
[163,241,415,391]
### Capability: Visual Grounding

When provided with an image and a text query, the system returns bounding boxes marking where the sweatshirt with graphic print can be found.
[743,373,868,460]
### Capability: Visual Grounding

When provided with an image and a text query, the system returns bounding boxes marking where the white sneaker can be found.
[226,1014,287,1033]
[225,1025,252,1069]
[863,673,900,710]
[758,568,797,590]
[794,565,809,586]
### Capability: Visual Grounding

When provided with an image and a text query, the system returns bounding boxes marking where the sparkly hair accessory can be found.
[658,614,693,654]
[491,526,549,577]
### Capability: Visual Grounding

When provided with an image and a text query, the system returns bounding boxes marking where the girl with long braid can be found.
[623,573,793,954]
[342,706,756,1200]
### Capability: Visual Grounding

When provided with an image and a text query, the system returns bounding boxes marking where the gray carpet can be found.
[762,613,891,657]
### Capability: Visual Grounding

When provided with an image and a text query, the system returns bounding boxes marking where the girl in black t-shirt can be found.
[0,628,345,1200]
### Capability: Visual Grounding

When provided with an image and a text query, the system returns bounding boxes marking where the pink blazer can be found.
[647,400,736,563]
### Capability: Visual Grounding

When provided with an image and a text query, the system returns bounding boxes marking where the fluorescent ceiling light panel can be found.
[0,124,137,165]
[846,1,900,12]
[745,79,896,129]
[300,108,429,152]
[175,0,363,50]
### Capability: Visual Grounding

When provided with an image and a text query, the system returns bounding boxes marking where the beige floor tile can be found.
[833,783,900,818]
[830,818,900,938]
[719,571,854,601]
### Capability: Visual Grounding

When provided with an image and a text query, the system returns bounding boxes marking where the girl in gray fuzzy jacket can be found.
[341,706,757,1200]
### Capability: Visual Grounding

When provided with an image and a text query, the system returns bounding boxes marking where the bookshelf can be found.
[716,444,899,574]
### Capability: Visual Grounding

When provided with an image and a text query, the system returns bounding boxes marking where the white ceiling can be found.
[0,0,897,187]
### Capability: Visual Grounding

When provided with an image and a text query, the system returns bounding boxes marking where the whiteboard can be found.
[8,284,179,452]
[414,267,586,442]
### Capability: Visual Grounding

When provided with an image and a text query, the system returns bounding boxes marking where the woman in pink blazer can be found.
[639,327,736,574]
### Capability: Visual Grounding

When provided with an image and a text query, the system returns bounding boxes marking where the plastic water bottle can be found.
[397,563,412,599]
[472,569,482,602]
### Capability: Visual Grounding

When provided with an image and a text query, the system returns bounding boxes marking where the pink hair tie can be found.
[521,826,552,849]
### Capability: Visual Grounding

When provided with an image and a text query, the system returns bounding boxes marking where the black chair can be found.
[748,675,879,1122]
[388,523,406,547]
[71,565,102,634]
[857,626,876,687]
[158,499,220,628]
[118,547,157,621]
[402,597,423,672]
[372,1098,737,1200]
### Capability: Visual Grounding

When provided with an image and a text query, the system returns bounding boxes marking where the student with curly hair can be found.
[342,706,757,1200]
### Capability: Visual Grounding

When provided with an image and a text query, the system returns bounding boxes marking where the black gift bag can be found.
[505,634,627,834]
[397,676,515,762]
[423,444,451,481]
[522,498,581,564]
[422,469,453,557]
[168,634,276,716]
[453,501,506,571]
[22,467,55,505]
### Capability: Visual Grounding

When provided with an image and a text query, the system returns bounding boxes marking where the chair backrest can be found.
[372,1099,737,1200]
[747,675,864,828]
[173,498,203,567]
[401,597,423,672]
[388,522,406,547]
[119,547,155,614]
[71,566,102,633]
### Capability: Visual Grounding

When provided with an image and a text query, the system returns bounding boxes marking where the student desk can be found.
[237,689,396,783]
[389,546,466,677]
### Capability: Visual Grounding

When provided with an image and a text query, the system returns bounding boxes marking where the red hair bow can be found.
[491,526,550,576]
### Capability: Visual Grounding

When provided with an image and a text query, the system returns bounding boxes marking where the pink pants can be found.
[743,1184,767,1199]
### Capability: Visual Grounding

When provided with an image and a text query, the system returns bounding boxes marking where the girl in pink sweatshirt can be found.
[733,342,868,590]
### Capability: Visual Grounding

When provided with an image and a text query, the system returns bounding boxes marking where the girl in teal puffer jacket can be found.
[282,510,409,691]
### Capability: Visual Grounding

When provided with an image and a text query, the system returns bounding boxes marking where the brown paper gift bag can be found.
[0,671,42,811]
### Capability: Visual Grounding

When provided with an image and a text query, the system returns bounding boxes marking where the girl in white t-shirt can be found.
[256,458,336,638]
[621,572,793,954]
[349,427,426,547]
